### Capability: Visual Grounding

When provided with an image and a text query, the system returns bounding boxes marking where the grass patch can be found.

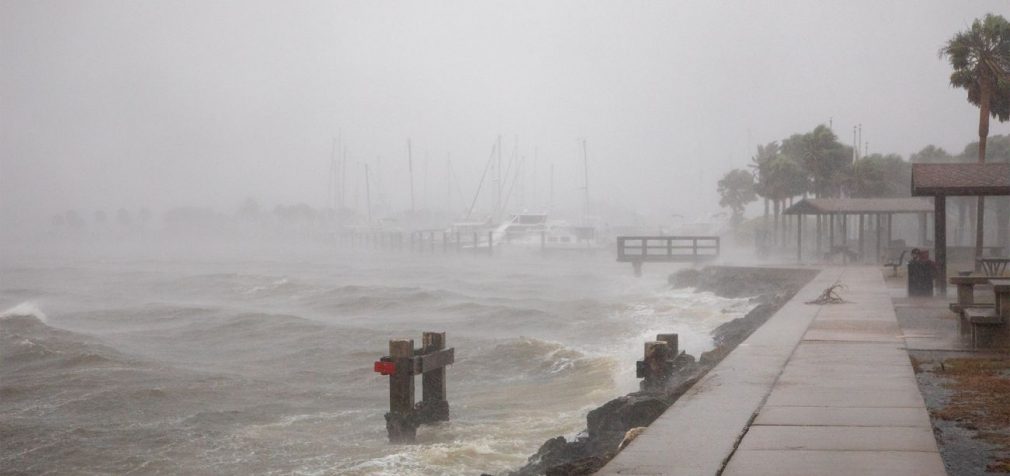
[926,357,1010,470]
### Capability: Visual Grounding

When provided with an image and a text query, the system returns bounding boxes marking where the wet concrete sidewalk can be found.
[601,266,946,476]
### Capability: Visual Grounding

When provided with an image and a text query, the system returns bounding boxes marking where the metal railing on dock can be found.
[334,230,496,255]
[617,236,720,275]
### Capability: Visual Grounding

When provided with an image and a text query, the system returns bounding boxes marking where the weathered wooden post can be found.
[637,333,681,391]
[418,332,450,422]
[384,339,416,443]
[656,333,679,355]
[488,231,494,256]
[375,333,454,443]
[637,340,670,391]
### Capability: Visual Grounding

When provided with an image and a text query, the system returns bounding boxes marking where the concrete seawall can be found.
[600,267,945,476]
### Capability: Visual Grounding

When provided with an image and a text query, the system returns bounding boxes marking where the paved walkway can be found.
[601,267,946,476]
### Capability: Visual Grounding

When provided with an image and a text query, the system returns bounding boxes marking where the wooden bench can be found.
[965,308,1002,347]
[959,279,1010,348]
[883,249,908,277]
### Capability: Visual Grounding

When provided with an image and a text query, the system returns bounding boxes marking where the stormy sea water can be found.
[0,242,754,475]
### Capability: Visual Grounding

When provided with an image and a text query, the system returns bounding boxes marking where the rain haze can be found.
[3,1,1008,229]
[3,1,1010,475]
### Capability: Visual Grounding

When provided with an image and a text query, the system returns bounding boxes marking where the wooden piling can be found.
[639,341,670,391]
[419,332,449,422]
[385,339,416,443]
[655,333,679,355]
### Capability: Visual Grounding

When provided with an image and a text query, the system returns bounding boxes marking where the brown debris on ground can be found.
[921,356,1010,472]
[804,282,847,305]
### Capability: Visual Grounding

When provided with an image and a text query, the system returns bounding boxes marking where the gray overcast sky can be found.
[2,0,1009,227]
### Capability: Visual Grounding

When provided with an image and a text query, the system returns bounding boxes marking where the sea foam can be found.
[1,302,48,323]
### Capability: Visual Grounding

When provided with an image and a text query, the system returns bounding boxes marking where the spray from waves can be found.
[1,301,48,322]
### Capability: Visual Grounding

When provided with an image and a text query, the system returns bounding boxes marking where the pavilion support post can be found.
[858,214,865,262]
[797,215,803,262]
[887,213,893,246]
[829,213,835,251]
[842,215,848,245]
[816,214,822,257]
[875,214,882,264]
[935,196,947,296]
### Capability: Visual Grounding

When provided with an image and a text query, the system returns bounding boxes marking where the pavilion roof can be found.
[783,197,934,215]
[911,163,1010,196]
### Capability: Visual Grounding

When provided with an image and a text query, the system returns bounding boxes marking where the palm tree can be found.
[717,169,757,227]
[750,142,780,246]
[941,13,1010,266]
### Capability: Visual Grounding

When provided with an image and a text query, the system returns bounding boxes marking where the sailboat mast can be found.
[496,135,503,219]
[582,139,589,225]
[446,154,451,215]
[408,139,415,213]
[340,147,347,209]
[328,137,337,210]
[365,162,372,223]
[549,163,554,211]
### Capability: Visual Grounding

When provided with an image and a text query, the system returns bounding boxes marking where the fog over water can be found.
[2,1,1010,475]
[2,1,1009,232]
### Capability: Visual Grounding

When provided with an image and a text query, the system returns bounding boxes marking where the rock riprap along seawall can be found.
[504,266,817,476]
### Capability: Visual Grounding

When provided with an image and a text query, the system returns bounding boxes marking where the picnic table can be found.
[977,258,1010,277]
[951,276,1010,348]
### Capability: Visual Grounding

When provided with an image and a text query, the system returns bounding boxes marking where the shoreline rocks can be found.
[504,266,816,476]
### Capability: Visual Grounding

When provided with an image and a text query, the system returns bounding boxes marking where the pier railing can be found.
[616,236,720,275]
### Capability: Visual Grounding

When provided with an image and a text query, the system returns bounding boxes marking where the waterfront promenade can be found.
[601,266,946,476]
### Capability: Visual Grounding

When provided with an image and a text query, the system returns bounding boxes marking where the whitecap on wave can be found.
[1,301,48,322]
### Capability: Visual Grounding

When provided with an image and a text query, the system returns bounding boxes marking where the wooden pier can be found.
[336,230,495,255]
[616,236,720,276]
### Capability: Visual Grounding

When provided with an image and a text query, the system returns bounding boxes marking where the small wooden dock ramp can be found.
[617,236,720,276]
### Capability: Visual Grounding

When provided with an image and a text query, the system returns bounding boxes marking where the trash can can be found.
[907,261,934,297]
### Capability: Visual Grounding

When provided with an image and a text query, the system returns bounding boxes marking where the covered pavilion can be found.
[783,197,934,264]
[911,162,1010,294]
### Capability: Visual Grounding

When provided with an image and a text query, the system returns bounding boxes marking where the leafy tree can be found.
[764,156,808,244]
[941,13,1010,264]
[960,133,1010,162]
[909,145,954,163]
[717,169,757,226]
[750,141,780,226]
[960,134,1010,248]
[780,125,852,198]
[848,154,911,198]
